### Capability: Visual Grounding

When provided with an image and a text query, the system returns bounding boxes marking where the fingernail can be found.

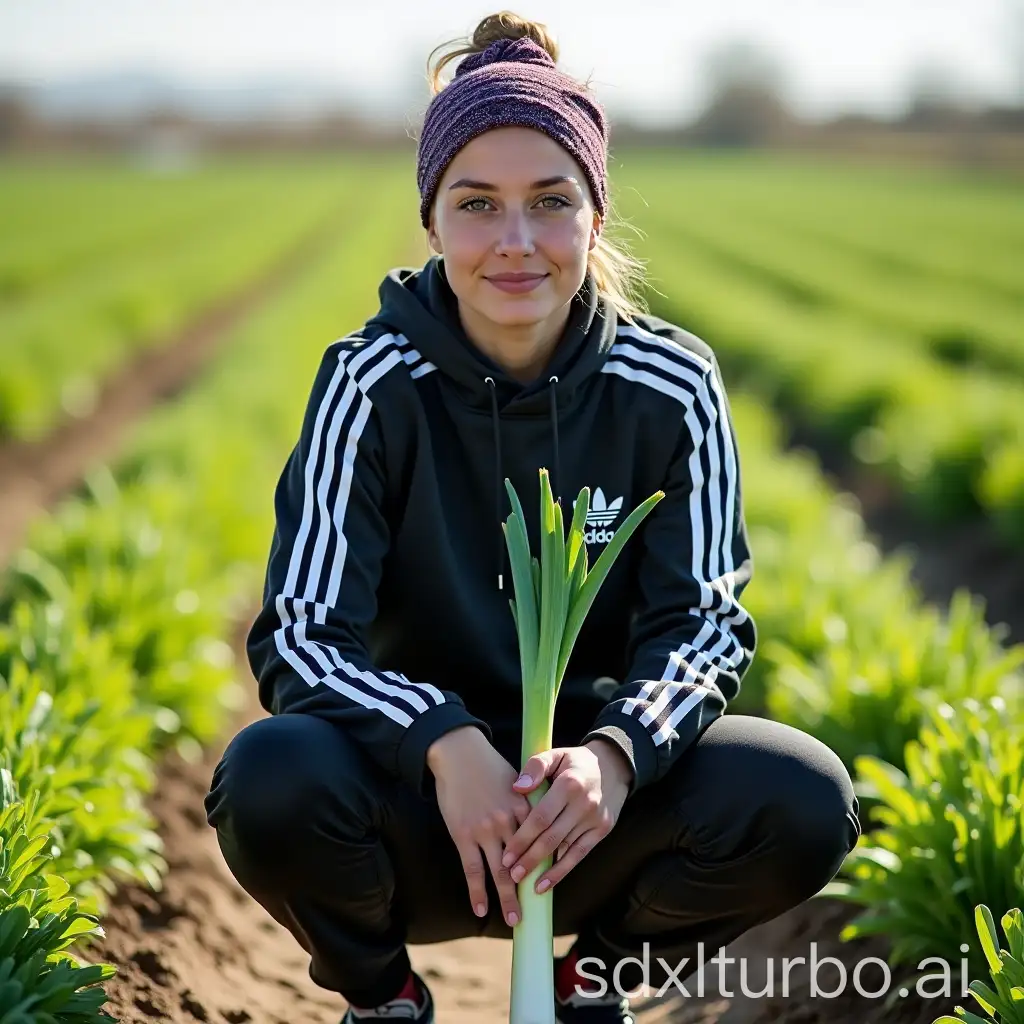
[511,865,525,882]
[502,851,514,868]
[475,903,486,916]
[507,911,519,926]
[515,773,532,787]
[536,878,551,893]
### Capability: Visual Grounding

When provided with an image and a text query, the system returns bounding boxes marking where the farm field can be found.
[1,150,1022,1024]
[0,157,364,444]
[615,153,1024,552]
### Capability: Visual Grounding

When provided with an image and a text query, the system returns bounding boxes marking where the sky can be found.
[1,0,1022,125]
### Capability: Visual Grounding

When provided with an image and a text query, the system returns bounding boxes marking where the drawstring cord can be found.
[485,375,563,592]
[485,377,505,590]
[548,375,561,503]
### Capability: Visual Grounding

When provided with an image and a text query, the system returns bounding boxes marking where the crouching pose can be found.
[205,11,861,1023]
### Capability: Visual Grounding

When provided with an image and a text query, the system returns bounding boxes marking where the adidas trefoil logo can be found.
[586,487,623,526]
[573,487,623,545]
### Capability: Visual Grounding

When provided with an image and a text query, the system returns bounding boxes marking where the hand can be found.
[500,738,633,896]
[426,725,532,927]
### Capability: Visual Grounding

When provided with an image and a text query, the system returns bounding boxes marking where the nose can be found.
[495,208,536,256]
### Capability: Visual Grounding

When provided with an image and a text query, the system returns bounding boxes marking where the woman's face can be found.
[427,126,601,333]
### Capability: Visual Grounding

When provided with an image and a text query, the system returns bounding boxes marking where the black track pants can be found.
[203,711,861,1008]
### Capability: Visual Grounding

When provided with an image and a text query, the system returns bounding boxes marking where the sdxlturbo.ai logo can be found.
[574,487,623,546]
[574,942,976,1001]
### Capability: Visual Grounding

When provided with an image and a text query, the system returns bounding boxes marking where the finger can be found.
[498,807,523,848]
[511,793,532,827]
[513,748,565,793]
[484,838,521,927]
[510,804,577,883]
[537,829,599,891]
[502,784,568,870]
[556,820,588,861]
[458,840,489,918]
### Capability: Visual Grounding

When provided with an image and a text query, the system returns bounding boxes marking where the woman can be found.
[204,12,861,1024]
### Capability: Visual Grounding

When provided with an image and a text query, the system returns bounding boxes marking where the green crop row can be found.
[0,158,417,1019]
[0,158,326,303]
[1,158,363,443]
[622,213,1024,547]
[729,393,1024,762]
[629,178,1022,380]
[616,151,1023,301]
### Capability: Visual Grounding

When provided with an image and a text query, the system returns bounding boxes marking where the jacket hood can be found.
[365,254,619,416]
[365,254,622,585]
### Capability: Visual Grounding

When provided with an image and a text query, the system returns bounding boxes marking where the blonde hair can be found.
[423,11,650,326]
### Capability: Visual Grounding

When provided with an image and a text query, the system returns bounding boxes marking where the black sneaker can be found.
[553,952,636,1024]
[340,970,434,1022]
[554,985,636,1023]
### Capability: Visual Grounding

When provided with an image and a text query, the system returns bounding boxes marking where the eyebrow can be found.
[447,175,577,191]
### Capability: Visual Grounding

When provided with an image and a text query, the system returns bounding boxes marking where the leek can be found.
[502,467,664,1024]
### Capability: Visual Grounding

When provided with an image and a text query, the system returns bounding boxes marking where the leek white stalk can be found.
[501,467,664,1024]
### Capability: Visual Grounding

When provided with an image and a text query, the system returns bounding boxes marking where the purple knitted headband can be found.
[416,36,609,229]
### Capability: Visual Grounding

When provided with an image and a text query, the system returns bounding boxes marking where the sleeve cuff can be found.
[581,713,659,795]
[397,701,493,797]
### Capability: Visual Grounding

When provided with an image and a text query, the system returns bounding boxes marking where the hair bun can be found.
[455,36,556,77]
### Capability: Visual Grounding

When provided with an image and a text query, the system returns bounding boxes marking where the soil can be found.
[0,208,348,573]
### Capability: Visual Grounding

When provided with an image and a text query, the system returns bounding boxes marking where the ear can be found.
[589,212,602,251]
[426,214,442,254]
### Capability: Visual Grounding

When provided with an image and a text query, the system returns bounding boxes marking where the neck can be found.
[458,301,571,385]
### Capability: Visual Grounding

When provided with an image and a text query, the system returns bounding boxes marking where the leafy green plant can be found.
[502,469,663,1023]
[2,470,243,761]
[764,589,1024,774]
[933,904,1024,1023]
[0,764,118,1021]
[0,595,166,904]
[825,698,1024,993]
[5,153,1019,1021]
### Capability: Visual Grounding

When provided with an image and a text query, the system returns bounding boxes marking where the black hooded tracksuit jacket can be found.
[245,255,757,799]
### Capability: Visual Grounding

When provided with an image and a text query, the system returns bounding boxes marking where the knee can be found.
[769,752,861,903]
[204,714,377,874]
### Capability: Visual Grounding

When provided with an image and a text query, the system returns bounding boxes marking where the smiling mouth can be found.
[486,274,548,293]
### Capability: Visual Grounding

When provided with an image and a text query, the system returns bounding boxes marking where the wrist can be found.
[585,736,634,788]
[426,724,485,774]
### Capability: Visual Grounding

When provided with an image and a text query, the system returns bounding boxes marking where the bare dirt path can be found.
[0,209,348,571]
